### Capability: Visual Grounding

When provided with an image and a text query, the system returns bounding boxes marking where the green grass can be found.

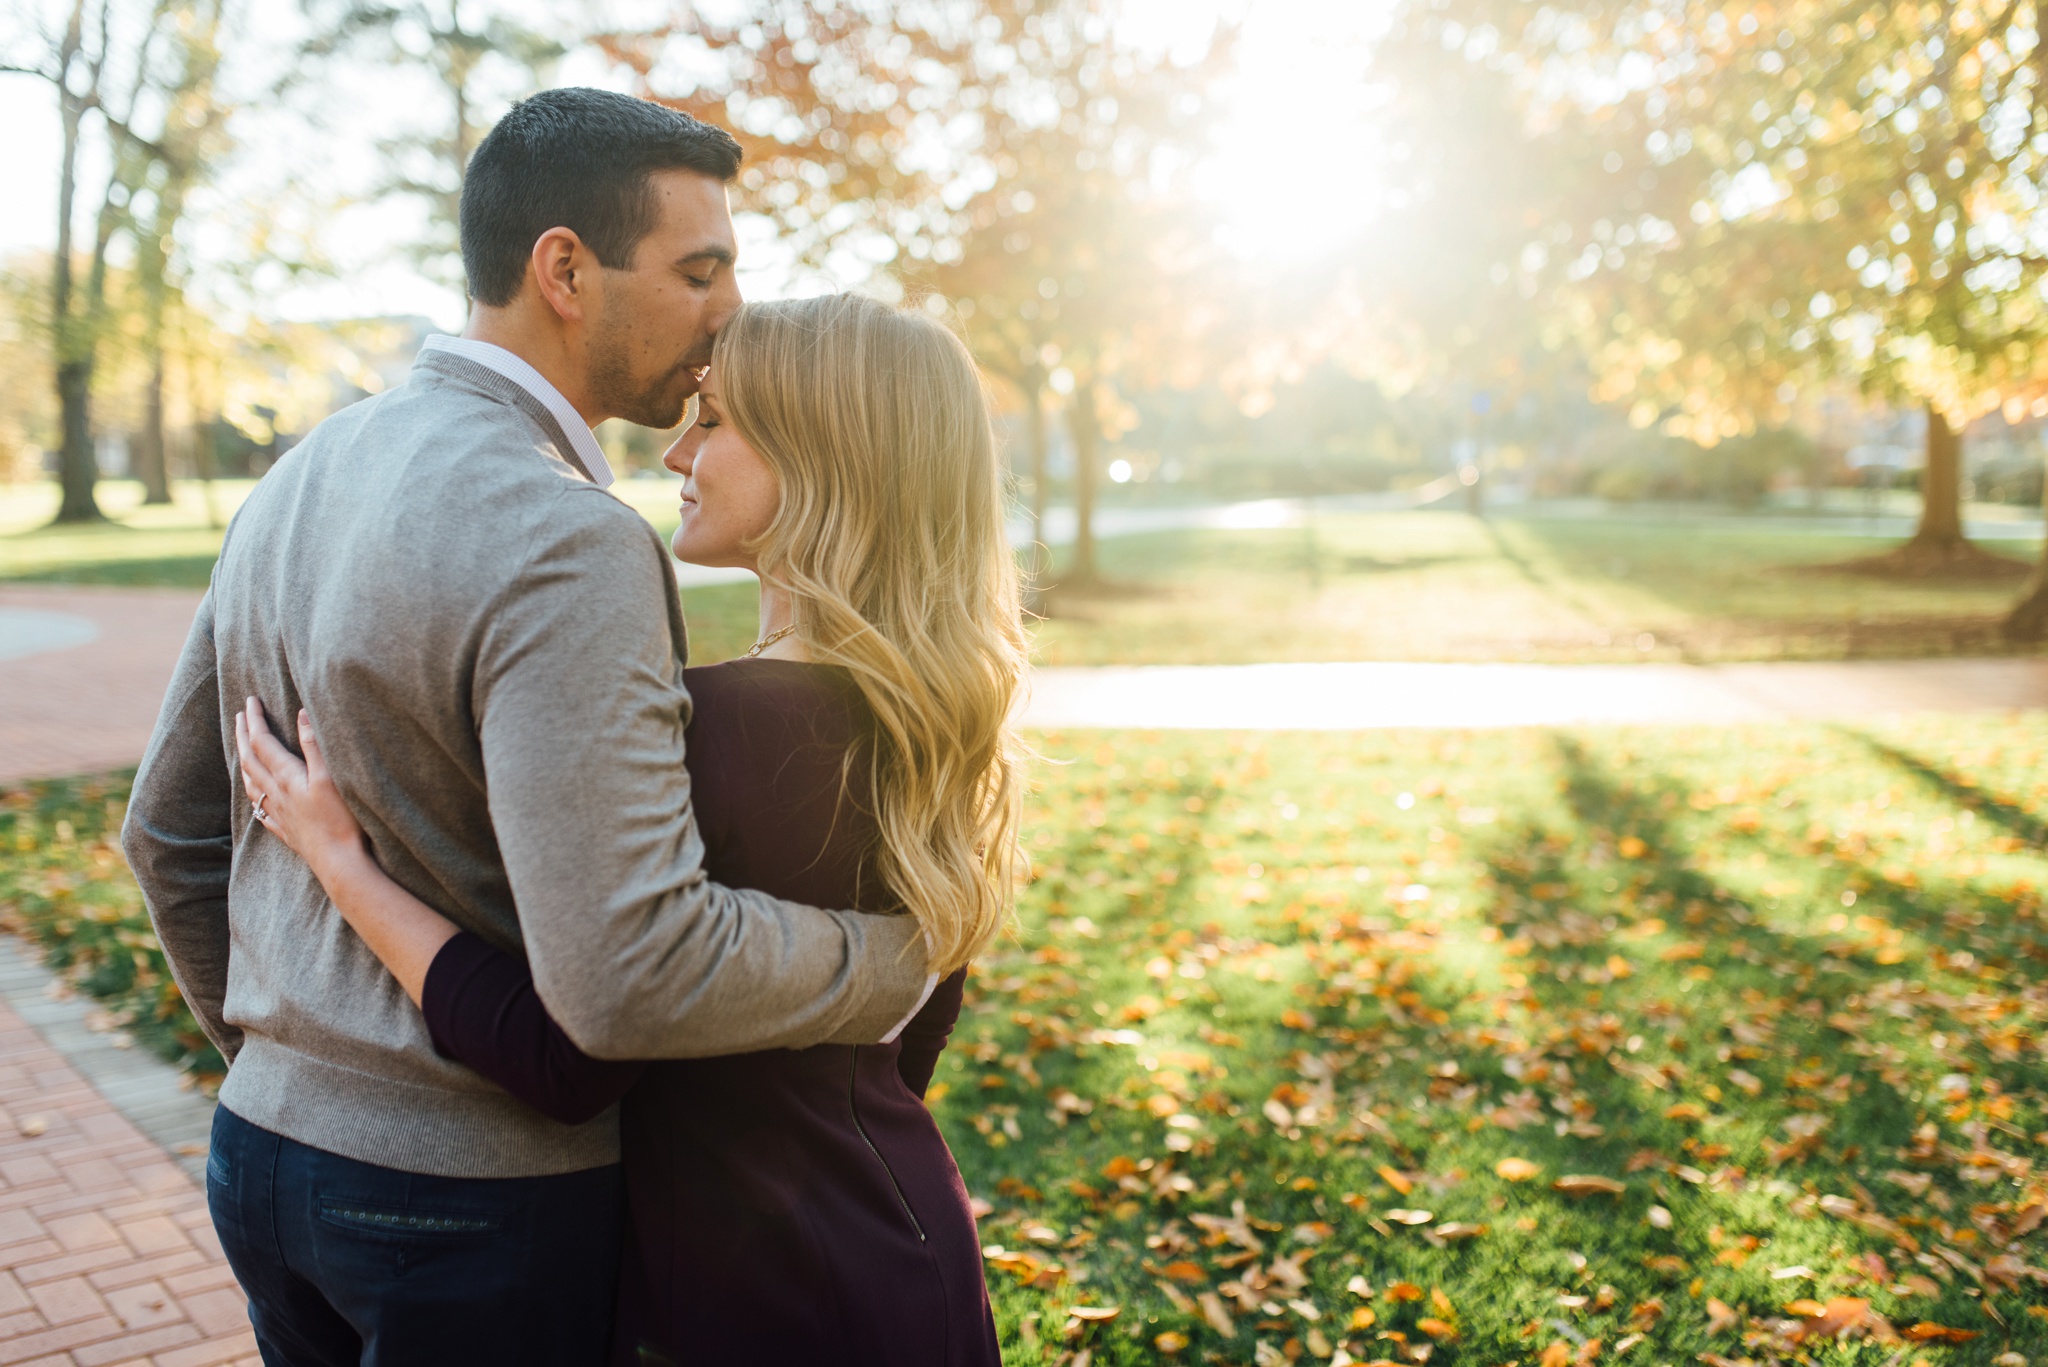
[0,772,224,1081]
[1033,510,2048,665]
[10,479,2044,665]
[944,716,2048,1364]
[8,719,2048,1362]
[0,474,764,659]
[0,481,252,586]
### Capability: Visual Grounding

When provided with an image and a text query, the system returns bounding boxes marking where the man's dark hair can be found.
[460,87,743,307]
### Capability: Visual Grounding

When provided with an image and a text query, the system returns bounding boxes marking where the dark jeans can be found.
[206,1105,623,1367]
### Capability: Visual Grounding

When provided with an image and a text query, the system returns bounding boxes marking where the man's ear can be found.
[528,227,592,324]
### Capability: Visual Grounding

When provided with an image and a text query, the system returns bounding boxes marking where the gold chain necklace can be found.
[745,624,798,658]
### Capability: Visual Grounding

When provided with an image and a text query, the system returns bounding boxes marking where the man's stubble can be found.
[588,289,707,431]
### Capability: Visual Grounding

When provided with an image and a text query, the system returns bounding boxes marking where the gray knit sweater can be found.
[122,351,928,1178]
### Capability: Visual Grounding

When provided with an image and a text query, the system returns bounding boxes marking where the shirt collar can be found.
[419,335,616,489]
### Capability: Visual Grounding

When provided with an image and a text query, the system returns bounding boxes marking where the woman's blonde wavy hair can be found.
[712,293,1028,975]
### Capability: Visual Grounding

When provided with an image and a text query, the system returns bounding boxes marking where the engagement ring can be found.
[252,795,268,822]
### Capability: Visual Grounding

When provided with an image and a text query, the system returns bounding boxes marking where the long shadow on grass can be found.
[1494,736,1931,1156]
[1438,736,1976,1361]
[1846,729,2048,850]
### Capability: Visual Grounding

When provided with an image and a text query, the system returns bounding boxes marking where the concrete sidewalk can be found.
[1020,657,2048,730]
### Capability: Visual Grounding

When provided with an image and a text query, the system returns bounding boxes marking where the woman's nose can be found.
[663,427,701,476]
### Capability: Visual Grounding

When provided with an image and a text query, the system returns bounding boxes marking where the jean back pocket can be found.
[317,1198,503,1240]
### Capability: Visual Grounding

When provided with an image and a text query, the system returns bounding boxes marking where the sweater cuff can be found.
[878,973,941,1045]
[420,931,499,1061]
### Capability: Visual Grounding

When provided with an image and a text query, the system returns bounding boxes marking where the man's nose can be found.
[706,276,743,338]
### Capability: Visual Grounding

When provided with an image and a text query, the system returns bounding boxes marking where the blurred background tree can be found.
[1393,0,2048,627]
[300,0,565,293]
[595,0,1231,585]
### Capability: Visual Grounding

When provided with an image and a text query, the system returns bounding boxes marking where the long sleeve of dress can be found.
[421,932,646,1126]
[894,969,967,1099]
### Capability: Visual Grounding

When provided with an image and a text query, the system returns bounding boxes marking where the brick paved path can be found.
[0,990,253,1366]
[0,589,204,787]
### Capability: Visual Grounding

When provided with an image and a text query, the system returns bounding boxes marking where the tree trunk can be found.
[54,360,99,521]
[1908,402,1966,552]
[1066,378,1100,584]
[49,3,103,524]
[1854,403,1998,574]
[135,357,172,504]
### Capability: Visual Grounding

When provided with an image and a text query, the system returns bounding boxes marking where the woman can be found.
[236,293,1026,1365]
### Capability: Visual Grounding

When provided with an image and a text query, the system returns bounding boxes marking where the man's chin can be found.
[627,373,706,431]
[621,392,692,431]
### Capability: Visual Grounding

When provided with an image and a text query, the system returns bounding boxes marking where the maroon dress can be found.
[418,659,1000,1366]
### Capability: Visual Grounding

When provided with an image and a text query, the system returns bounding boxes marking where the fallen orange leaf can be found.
[1902,1322,1979,1343]
[1495,1157,1542,1182]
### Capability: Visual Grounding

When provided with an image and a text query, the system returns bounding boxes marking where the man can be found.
[122,88,932,1365]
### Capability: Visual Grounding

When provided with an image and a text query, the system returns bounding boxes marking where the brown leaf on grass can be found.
[1495,1157,1542,1182]
[1156,1260,1206,1284]
[1628,1300,1663,1330]
[1378,1165,1414,1195]
[1553,1175,1626,1197]
[1189,1203,1265,1254]
[1982,1254,2047,1292]
[1786,1297,1895,1344]
[1387,1281,1425,1302]
[1901,1322,1979,1343]
[1663,1103,1707,1121]
[1416,1318,1459,1342]
[1386,1209,1435,1225]
[1154,1330,1189,1354]
[1704,1299,1741,1336]
[1893,1273,1943,1298]
[1196,1290,1235,1336]
[1537,1342,1573,1367]
[1815,1194,1920,1252]
[1433,1222,1488,1241]
[1068,1305,1120,1323]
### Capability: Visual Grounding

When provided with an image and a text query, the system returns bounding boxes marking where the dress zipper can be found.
[850,1045,927,1242]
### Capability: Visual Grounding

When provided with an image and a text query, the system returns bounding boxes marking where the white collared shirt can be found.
[420,335,616,489]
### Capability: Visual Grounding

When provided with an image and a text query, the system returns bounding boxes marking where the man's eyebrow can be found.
[675,246,736,269]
